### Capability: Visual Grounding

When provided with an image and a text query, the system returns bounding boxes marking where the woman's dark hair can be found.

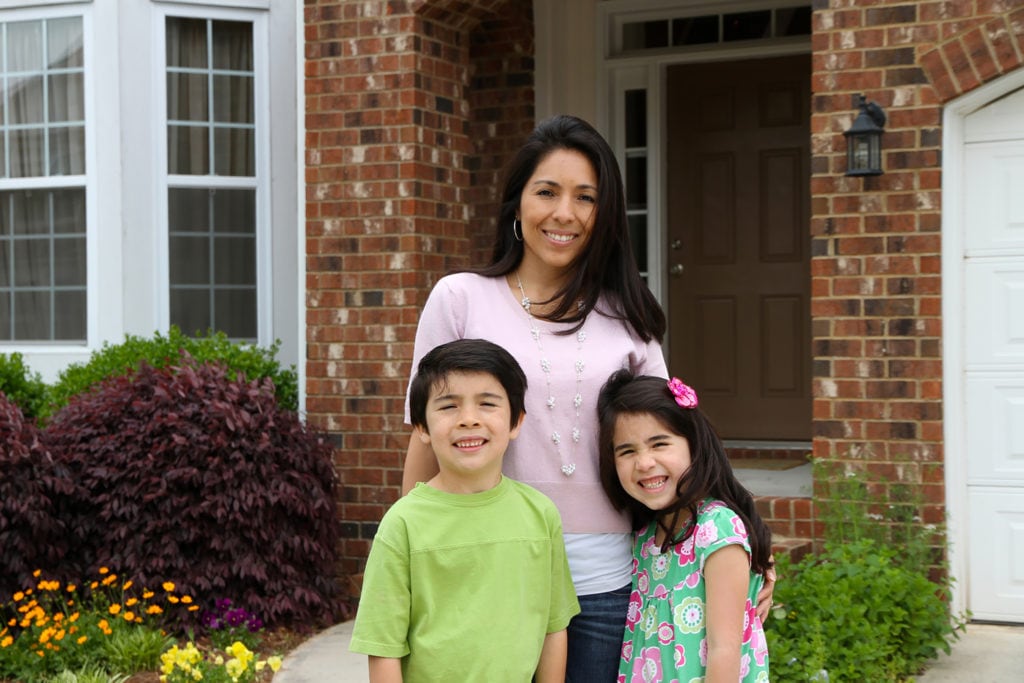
[597,370,772,575]
[476,114,666,344]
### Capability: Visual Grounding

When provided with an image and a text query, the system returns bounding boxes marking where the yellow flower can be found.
[90,581,98,589]
[143,590,155,599]
[33,569,42,578]
[77,635,87,644]
[168,595,180,604]
[101,574,117,586]
[123,611,136,622]
[181,595,193,604]
[187,605,199,612]
[147,605,164,615]
[99,567,109,575]
[123,580,133,590]
[126,597,139,607]
[66,584,76,592]
[69,612,80,622]
[162,582,175,592]
[1,635,13,648]
[13,592,24,602]
[108,604,122,615]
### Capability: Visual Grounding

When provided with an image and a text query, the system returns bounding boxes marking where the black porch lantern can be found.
[844,94,886,176]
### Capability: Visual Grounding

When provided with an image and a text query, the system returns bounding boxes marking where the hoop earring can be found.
[512,218,523,242]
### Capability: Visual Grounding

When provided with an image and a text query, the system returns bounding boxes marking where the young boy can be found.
[349,339,580,682]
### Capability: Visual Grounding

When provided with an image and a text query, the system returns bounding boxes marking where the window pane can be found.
[724,10,771,42]
[168,72,209,122]
[170,235,210,285]
[623,20,668,50]
[168,125,210,174]
[0,292,9,339]
[7,20,43,71]
[51,189,85,233]
[214,288,256,339]
[49,73,85,121]
[624,90,646,148]
[213,75,252,123]
[9,75,45,124]
[213,189,255,233]
[626,156,647,210]
[54,236,85,286]
[213,127,253,176]
[213,236,255,285]
[776,8,812,37]
[53,289,85,339]
[212,20,252,71]
[13,238,50,286]
[49,127,85,175]
[672,15,719,46]
[13,290,48,339]
[628,214,648,273]
[169,188,212,231]
[170,288,210,336]
[47,16,83,68]
[0,241,8,286]
[166,17,208,68]
[11,191,48,235]
[9,129,45,177]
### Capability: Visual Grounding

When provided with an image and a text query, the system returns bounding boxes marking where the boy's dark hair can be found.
[597,369,773,575]
[409,339,527,431]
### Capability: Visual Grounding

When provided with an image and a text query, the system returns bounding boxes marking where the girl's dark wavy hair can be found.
[597,370,773,575]
[475,114,665,343]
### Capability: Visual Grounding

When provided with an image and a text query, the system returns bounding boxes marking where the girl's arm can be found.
[401,432,438,495]
[368,656,403,683]
[755,559,777,621]
[534,629,568,683]
[703,544,751,683]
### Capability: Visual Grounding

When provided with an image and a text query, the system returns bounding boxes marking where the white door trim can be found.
[942,67,1024,618]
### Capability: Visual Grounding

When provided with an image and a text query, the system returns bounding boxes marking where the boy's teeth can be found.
[457,439,484,447]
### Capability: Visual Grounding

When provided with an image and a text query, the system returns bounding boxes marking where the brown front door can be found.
[667,55,811,440]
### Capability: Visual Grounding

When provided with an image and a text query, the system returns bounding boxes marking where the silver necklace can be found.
[514,273,585,477]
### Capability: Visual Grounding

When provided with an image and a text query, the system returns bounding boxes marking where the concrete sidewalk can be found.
[273,620,1023,682]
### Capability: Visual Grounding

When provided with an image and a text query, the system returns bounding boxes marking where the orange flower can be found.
[108,604,121,616]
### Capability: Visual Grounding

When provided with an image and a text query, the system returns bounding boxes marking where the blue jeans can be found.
[565,583,631,683]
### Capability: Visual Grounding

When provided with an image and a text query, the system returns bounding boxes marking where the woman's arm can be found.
[534,629,567,683]
[368,656,403,683]
[401,431,438,495]
[703,544,750,683]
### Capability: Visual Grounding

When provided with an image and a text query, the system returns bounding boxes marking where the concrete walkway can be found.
[274,619,1023,682]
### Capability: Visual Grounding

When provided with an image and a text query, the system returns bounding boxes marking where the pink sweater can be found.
[407,273,668,534]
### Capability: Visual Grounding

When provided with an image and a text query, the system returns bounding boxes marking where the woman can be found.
[402,115,772,681]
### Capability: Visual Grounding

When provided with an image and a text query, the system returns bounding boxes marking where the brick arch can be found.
[414,0,513,31]
[920,9,1024,103]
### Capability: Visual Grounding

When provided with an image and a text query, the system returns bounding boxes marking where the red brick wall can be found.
[303,0,533,578]
[810,1,1024,530]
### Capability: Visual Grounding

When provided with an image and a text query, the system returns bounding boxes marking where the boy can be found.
[349,339,580,682]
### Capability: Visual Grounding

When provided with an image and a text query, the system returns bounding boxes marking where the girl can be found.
[598,370,772,682]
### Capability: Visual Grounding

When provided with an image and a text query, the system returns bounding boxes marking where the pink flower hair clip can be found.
[667,377,698,409]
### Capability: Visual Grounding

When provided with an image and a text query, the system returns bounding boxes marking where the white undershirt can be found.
[564,532,633,595]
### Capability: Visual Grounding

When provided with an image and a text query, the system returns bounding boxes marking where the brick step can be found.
[771,534,814,564]
[755,494,817,541]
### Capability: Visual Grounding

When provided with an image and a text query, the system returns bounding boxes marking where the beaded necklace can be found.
[514,273,585,477]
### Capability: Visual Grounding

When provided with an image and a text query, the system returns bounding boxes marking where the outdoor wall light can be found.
[844,94,886,176]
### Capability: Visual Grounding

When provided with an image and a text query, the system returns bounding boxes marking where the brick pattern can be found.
[304,0,533,577]
[809,0,1020,539]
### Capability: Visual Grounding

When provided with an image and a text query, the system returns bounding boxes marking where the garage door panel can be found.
[966,376,1024,483]
[967,489,1024,621]
[965,262,1024,364]
[965,142,1024,254]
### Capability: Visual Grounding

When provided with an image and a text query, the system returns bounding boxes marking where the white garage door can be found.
[963,85,1024,623]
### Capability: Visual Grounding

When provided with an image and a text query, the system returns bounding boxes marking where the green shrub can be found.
[766,539,964,681]
[45,327,297,417]
[0,352,49,421]
[765,465,967,681]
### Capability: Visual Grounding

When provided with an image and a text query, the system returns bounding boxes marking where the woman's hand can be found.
[754,559,777,622]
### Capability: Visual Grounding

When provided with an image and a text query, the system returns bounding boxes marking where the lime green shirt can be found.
[350,477,580,682]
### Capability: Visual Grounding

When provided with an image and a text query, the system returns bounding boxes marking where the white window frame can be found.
[151,3,272,345]
[0,3,101,361]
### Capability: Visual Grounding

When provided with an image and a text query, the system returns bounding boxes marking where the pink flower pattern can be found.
[617,499,770,681]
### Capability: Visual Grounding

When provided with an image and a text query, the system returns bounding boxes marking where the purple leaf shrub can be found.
[43,358,343,628]
[0,392,71,599]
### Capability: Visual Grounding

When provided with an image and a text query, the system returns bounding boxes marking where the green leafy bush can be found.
[45,358,342,629]
[45,327,297,417]
[765,466,967,682]
[0,352,49,421]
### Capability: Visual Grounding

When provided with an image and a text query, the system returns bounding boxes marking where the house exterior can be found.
[3,0,1023,624]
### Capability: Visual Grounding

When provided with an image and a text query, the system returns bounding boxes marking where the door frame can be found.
[941,66,1024,620]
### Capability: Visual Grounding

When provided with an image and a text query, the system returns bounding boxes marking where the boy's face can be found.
[417,370,523,487]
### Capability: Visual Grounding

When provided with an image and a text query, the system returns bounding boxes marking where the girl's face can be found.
[516,148,598,277]
[612,412,692,512]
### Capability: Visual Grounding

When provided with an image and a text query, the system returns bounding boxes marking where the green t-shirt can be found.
[350,476,580,682]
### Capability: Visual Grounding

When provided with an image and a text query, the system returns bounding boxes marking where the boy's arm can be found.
[534,629,567,683]
[368,656,403,683]
[703,544,749,683]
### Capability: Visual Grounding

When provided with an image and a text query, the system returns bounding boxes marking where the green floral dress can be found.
[618,499,769,683]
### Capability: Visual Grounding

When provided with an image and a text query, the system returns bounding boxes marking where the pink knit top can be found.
[406,273,668,534]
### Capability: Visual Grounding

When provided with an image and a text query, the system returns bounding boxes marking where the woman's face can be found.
[517,148,598,276]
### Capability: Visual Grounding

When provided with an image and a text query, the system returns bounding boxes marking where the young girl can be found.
[598,370,772,682]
